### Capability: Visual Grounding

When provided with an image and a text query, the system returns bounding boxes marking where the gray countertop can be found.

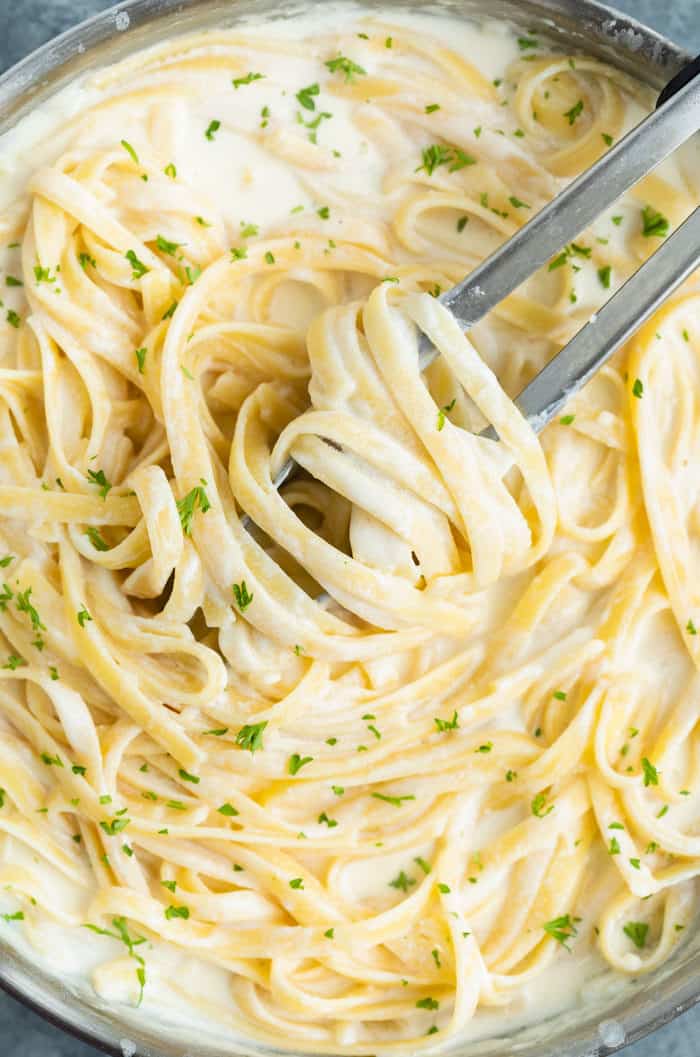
[0,1,699,1055]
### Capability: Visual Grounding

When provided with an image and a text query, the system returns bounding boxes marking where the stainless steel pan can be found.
[0,2,697,1055]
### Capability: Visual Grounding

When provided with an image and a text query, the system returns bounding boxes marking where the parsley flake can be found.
[325,55,367,82]
[125,250,149,280]
[543,914,579,951]
[641,205,669,238]
[564,99,584,125]
[232,580,253,611]
[623,921,648,949]
[289,753,313,775]
[233,72,264,89]
[177,481,211,535]
[235,721,267,753]
[389,870,415,892]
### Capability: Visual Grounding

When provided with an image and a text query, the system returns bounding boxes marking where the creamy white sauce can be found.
[0,4,695,1052]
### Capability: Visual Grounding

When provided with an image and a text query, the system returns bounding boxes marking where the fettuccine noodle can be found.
[0,7,698,1051]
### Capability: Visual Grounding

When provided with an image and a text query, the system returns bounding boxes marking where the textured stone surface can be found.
[0,0,699,1055]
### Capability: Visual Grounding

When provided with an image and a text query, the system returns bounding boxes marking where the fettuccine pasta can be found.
[0,7,698,1052]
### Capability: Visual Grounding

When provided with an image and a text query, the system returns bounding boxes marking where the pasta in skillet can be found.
[0,9,699,1051]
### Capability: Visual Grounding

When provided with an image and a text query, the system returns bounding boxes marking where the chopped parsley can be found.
[16,587,45,649]
[371,792,415,807]
[100,816,130,836]
[177,481,211,535]
[389,870,416,892]
[232,580,254,611]
[125,250,149,280]
[509,195,530,209]
[416,144,476,176]
[156,234,183,257]
[436,397,456,432]
[134,347,147,374]
[289,877,304,889]
[296,83,320,110]
[641,205,669,238]
[435,710,463,735]
[531,792,554,818]
[289,753,313,775]
[85,526,109,552]
[77,606,92,628]
[164,162,177,179]
[120,140,139,165]
[324,55,367,82]
[0,583,13,611]
[3,654,26,671]
[178,768,200,784]
[597,265,612,289]
[33,264,57,285]
[548,251,568,271]
[87,468,112,498]
[83,917,146,1005]
[217,803,239,817]
[232,72,264,89]
[563,99,584,125]
[235,721,267,753]
[416,997,439,1010]
[205,120,221,141]
[164,904,189,920]
[623,921,649,949]
[632,378,644,399]
[543,914,579,951]
[641,757,659,786]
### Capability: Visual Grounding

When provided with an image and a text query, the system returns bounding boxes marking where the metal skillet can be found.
[0,7,698,1057]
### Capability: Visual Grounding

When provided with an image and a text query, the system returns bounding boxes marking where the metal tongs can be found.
[253,54,700,510]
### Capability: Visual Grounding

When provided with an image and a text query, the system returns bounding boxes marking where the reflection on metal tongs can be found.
[249,54,700,511]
